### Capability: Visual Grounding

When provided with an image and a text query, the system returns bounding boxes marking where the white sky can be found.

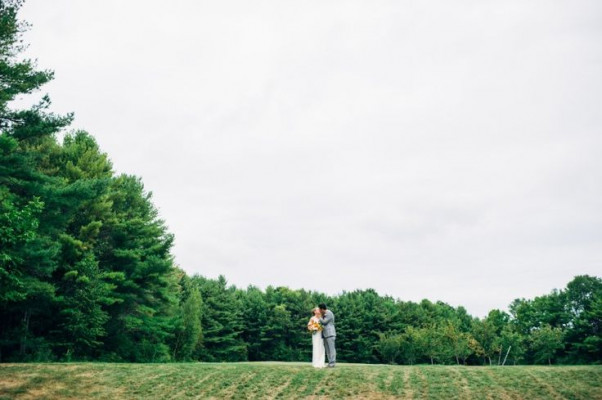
[18,0,602,316]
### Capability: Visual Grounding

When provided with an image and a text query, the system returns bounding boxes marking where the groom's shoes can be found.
[327,364,335,368]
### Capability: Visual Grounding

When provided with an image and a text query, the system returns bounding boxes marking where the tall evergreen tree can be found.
[0,0,71,361]
[100,175,178,362]
[171,273,203,361]
[195,275,247,361]
[240,285,268,361]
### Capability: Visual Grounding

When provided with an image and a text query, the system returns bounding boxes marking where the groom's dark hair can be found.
[318,303,327,310]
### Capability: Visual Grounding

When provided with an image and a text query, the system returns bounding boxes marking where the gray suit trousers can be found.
[323,336,336,366]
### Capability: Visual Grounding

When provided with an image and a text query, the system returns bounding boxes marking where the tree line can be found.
[1,0,601,365]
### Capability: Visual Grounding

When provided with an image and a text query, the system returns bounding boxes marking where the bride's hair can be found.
[312,307,320,314]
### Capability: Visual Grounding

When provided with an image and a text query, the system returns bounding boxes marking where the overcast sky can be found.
[18,0,602,316]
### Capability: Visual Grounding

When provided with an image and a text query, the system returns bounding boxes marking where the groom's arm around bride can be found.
[319,310,335,337]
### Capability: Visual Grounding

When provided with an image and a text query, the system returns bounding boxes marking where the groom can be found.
[318,303,336,368]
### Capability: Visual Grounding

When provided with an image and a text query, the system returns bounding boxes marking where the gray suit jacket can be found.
[319,310,336,338]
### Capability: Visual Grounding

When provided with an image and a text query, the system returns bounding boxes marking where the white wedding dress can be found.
[310,317,326,368]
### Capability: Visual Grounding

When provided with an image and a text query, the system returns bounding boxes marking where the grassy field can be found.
[1,362,601,400]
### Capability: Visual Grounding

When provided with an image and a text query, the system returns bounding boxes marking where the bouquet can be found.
[307,319,323,335]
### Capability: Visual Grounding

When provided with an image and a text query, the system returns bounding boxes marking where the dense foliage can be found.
[1,1,600,365]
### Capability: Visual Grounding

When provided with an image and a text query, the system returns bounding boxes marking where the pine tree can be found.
[100,175,178,362]
[171,273,203,361]
[196,275,247,361]
[0,0,71,360]
[240,286,268,361]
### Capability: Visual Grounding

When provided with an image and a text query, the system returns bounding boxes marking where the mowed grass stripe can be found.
[203,366,263,398]
[568,366,602,399]
[482,367,518,400]
[407,366,426,399]
[386,367,408,397]
[1,363,602,399]
[527,367,602,400]
[424,367,463,399]
[495,366,566,399]
[536,368,576,400]
[447,366,472,400]
[522,368,560,399]
[456,367,515,400]
[374,367,394,394]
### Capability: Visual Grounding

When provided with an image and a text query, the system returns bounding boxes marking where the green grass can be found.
[1,362,601,399]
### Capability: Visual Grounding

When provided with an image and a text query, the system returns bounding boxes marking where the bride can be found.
[307,307,326,368]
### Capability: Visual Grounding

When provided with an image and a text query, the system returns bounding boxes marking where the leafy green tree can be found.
[530,324,564,365]
[471,317,499,365]
[510,291,568,335]
[576,293,602,361]
[498,324,525,365]
[563,275,602,363]
[377,333,403,364]
[441,319,474,365]
[423,325,445,365]
[486,310,510,365]
[399,326,427,365]
[467,334,485,363]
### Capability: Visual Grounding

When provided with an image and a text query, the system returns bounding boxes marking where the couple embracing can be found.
[307,303,336,368]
